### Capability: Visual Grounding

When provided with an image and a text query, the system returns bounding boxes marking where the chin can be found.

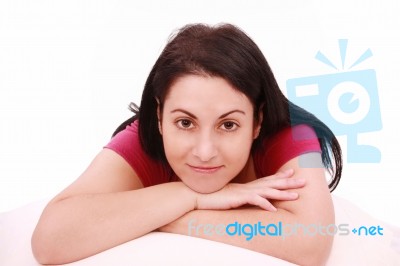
[184,181,226,194]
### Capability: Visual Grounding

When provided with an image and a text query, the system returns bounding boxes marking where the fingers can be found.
[253,169,305,190]
[243,188,298,212]
[197,168,304,211]
[276,168,294,178]
[266,177,306,190]
[247,195,277,212]
[250,176,305,191]
[254,169,294,182]
[257,188,299,201]
[266,169,294,180]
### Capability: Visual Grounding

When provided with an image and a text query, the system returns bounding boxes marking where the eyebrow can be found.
[170,109,246,119]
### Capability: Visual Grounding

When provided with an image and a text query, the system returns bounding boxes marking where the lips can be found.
[188,164,223,174]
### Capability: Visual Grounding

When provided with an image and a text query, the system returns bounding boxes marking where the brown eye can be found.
[181,120,191,127]
[224,122,234,129]
[177,119,194,130]
[221,121,238,131]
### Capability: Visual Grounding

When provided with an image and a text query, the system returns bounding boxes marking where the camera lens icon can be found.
[287,69,382,163]
[328,81,370,125]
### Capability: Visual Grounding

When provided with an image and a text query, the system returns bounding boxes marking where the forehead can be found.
[163,75,253,110]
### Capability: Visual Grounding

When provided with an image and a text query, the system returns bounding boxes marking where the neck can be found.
[232,155,257,184]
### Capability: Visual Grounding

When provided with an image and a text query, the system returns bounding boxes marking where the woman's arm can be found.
[159,153,335,266]
[31,149,196,264]
[32,149,303,265]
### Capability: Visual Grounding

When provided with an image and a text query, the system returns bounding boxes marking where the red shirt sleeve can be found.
[103,120,172,187]
[254,124,322,177]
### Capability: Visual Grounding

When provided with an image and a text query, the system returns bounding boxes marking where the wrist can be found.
[175,181,199,211]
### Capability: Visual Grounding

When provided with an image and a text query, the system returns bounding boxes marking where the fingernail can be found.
[285,169,294,174]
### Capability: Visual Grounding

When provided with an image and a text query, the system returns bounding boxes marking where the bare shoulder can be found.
[49,148,143,204]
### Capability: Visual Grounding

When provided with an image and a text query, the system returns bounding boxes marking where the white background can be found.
[1,0,399,226]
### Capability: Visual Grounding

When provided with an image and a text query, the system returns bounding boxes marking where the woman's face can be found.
[159,75,261,193]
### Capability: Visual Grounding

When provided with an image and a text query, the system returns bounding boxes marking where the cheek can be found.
[161,129,191,160]
[222,136,253,161]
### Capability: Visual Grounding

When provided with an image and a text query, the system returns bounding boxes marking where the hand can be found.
[195,169,305,212]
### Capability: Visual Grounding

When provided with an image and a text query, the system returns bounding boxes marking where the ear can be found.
[156,98,162,135]
[253,105,264,139]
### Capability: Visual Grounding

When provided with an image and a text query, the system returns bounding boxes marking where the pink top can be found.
[104,120,321,187]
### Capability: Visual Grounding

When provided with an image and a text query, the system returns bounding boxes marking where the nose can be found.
[192,132,218,162]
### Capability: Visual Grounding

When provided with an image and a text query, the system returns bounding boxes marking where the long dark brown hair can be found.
[112,23,342,191]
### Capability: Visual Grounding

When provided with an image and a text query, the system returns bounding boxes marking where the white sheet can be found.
[0,196,399,265]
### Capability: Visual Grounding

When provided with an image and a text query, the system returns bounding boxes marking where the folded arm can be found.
[159,153,335,266]
[32,149,331,266]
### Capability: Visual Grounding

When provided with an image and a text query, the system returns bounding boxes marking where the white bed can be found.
[1,195,399,265]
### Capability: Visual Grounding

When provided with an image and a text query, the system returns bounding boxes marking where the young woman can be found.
[32,23,342,265]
